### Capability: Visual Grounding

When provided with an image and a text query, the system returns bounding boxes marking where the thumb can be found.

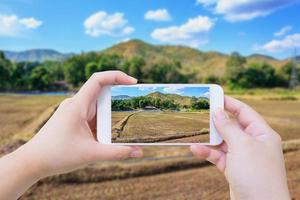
[91,144,143,161]
[213,108,247,148]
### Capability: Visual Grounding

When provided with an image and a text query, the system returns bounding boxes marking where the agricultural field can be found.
[0,93,299,199]
[0,94,65,149]
[112,111,209,143]
[111,86,211,143]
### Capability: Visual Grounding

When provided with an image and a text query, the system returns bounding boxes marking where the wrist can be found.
[13,142,50,181]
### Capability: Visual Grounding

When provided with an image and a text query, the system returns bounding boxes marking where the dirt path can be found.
[113,130,209,143]
[112,111,138,139]
[164,134,209,143]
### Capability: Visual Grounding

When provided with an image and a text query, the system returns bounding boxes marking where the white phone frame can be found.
[97,84,224,146]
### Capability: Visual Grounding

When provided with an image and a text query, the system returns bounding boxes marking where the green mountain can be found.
[3,49,74,62]
[146,91,207,106]
[101,39,288,79]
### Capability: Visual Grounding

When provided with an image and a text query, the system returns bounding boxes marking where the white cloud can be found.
[162,86,185,95]
[151,16,214,47]
[84,11,134,37]
[254,33,300,53]
[138,86,158,91]
[274,25,292,37]
[201,91,210,98]
[196,0,217,6]
[196,0,298,22]
[0,14,42,37]
[19,17,42,29]
[118,38,131,43]
[144,9,172,21]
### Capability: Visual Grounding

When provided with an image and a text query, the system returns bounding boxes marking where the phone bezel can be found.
[97,84,224,146]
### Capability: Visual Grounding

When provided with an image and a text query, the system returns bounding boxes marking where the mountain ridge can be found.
[3,49,74,62]
[101,39,289,79]
[2,40,296,78]
[146,91,208,106]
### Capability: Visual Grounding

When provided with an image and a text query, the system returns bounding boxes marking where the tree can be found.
[204,75,221,84]
[0,51,12,90]
[112,100,132,111]
[148,61,187,83]
[64,56,86,86]
[30,66,53,91]
[98,54,121,71]
[139,99,147,108]
[124,56,145,80]
[238,63,277,88]
[191,99,209,110]
[0,51,5,59]
[226,52,246,86]
[278,61,300,88]
[85,62,99,79]
[44,61,65,81]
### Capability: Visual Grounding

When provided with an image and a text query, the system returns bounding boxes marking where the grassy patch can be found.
[0,94,66,147]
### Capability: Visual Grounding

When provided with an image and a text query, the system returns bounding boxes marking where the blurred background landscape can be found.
[0,0,300,199]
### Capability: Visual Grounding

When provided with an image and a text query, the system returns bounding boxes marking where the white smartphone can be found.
[97,84,224,146]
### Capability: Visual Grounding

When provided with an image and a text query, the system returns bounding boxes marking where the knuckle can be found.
[272,132,282,144]
[222,119,236,128]
[113,152,127,160]
[59,97,73,107]
[90,72,98,80]
[112,70,126,76]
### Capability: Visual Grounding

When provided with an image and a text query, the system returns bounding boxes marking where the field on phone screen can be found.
[111,87,210,143]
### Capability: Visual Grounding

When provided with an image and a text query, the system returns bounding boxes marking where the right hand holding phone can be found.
[191,96,290,200]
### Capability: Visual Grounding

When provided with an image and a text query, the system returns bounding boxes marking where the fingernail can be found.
[128,76,138,83]
[214,108,228,121]
[129,150,143,158]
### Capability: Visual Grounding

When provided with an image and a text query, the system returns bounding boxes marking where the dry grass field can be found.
[0,94,65,149]
[112,111,209,143]
[0,93,299,199]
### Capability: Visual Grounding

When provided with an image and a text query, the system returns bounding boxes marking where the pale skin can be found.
[0,71,291,199]
[0,71,143,199]
[191,96,291,200]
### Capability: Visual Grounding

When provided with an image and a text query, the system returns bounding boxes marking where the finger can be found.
[91,143,143,161]
[210,141,228,153]
[225,96,268,129]
[191,144,226,172]
[213,108,248,147]
[75,71,137,106]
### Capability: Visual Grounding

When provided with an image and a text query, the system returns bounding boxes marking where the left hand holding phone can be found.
[0,71,143,200]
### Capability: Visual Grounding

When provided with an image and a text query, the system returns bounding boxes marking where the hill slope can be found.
[102,39,287,79]
[3,49,74,62]
[146,92,207,106]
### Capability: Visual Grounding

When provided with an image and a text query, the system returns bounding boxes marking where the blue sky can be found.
[112,86,210,98]
[0,0,300,59]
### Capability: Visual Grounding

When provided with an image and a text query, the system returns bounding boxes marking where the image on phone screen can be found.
[111,86,210,143]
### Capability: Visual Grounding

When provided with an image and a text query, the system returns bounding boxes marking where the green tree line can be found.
[0,50,299,91]
[225,52,300,89]
[112,96,209,111]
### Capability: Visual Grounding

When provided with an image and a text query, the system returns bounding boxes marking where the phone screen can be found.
[111,86,210,143]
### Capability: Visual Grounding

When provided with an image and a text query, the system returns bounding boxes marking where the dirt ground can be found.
[21,149,300,200]
[0,95,300,199]
[113,111,209,143]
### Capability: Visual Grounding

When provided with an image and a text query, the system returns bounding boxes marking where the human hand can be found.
[19,71,143,177]
[0,71,143,199]
[190,96,290,200]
